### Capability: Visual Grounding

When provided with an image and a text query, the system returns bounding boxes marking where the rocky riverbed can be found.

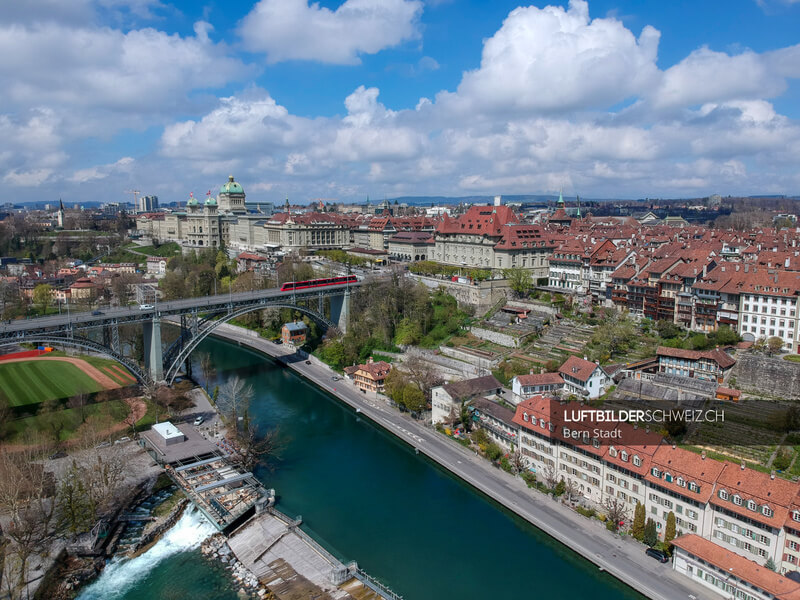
[201,534,274,599]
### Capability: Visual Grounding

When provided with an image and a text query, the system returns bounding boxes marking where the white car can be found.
[193,416,204,426]
[139,304,155,310]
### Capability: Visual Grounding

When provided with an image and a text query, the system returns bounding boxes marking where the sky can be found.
[2,0,800,206]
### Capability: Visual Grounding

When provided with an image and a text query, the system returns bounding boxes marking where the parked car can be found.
[331,376,340,381]
[305,360,311,365]
[194,415,205,426]
[91,310,104,316]
[645,548,669,563]
[139,304,154,310]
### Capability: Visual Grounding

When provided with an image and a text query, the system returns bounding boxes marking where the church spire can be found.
[557,188,564,208]
[576,194,581,218]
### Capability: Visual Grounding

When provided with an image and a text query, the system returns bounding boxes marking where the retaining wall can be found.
[729,354,800,399]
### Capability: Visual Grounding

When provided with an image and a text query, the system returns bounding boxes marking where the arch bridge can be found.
[0,281,360,384]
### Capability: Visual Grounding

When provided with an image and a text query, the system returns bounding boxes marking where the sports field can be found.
[0,360,105,406]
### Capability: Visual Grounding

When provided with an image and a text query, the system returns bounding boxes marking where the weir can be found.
[227,507,401,600]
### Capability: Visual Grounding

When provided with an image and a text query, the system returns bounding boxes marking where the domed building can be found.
[217,175,246,214]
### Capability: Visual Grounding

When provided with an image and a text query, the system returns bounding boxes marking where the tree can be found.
[510,450,525,474]
[591,311,637,360]
[541,464,559,490]
[38,398,65,449]
[502,267,533,298]
[198,352,215,392]
[32,283,53,314]
[232,424,287,471]
[68,388,90,424]
[485,442,503,461]
[402,384,425,414]
[643,518,658,547]
[766,336,784,356]
[765,557,778,572]
[217,376,254,430]
[604,497,630,533]
[563,477,581,504]
[632,502,646,541]
[664,511,677,546]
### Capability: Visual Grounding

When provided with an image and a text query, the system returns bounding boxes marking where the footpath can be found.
[212,323,713,600]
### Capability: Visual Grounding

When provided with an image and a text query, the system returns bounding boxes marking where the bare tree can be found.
[510,450,526,474]
[68,388,90,424]
[198,352,215,392]
[563,477,581,504]
[541,464,559,490]
[604,496,631,533]
[402,352,444,402]
[231,424,287,472]
[217,376,254,430]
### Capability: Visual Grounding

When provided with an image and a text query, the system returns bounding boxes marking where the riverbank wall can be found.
[209,322,706,600]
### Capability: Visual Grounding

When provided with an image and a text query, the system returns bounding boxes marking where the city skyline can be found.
[2,0,800,204]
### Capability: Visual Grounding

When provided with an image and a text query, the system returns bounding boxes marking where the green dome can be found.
[205,197,217,206]
[187,195,199,206]
[219,174,244,195]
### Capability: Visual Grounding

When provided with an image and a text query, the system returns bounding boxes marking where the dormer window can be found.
[539,418,546,428]
[763,506,773,518]
[651,467,660,477]
[689,482,699,493]
[747,500,757,512]
[633,455,642,467]
[592,438,600,449]
[549,423,555,432]
[621,451,628,462]
[733,494,743,506]
[792,510,799,522]
[719,490,729,501]
[677,477,685,487]
[523,412,529,422]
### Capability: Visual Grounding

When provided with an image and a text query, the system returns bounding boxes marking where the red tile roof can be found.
[514,373,565,386]
[558,355,602,383]
[656,346,736,369]
[672,534,800,600]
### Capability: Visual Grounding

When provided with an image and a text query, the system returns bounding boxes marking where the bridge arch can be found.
[163,302,337,384]
[0,336,147,383]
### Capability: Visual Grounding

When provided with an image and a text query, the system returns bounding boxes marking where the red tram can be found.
[280,275,357,291]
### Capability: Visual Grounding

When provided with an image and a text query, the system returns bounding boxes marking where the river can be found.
[80,336,644,600]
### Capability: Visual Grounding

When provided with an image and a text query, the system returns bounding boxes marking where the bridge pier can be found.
[142,317,164,382]
[328,290,351,334]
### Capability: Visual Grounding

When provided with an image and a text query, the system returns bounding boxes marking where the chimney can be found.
[701,451,706,460]
[494,195,502,207]
[771,470,776,480]
[367,356,374,364]
[672,443,676,449]
[740,461,746,470]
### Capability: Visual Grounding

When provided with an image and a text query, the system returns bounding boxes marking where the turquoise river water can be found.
[79,337,645,600]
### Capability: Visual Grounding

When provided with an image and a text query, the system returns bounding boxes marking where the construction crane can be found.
[125,189,140,212]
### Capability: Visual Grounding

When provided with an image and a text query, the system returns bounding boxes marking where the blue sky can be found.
[1,0,800,205]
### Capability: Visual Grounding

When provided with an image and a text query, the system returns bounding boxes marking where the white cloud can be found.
[0,22,251,119]
[69,156,134,183]
[438,0,660,114]
[651,47,786,109]
[238,0,423,64]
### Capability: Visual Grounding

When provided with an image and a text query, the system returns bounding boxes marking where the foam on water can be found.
[77,508,216,600]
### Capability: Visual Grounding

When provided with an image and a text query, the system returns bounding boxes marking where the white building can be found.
[557,356,610,399]
[431,375,503,425]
